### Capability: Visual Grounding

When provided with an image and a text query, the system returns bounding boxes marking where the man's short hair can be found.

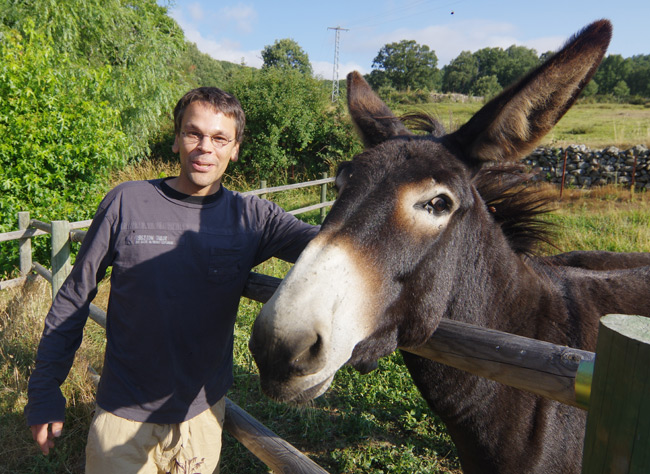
[173,87,246,144]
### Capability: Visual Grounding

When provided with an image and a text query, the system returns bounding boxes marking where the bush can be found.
[0,24,128,274]
[226,68,362,181]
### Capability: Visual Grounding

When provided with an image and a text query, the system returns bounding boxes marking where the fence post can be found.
[581,314,650,473]
[320,172,328,223]
[50,220,71,299]
[259,179,267,200]
[18,212,32,277]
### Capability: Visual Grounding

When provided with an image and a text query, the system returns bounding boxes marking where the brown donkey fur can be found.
[250,20,650,474]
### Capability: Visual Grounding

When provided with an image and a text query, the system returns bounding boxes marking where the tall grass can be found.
[1,162,648,473]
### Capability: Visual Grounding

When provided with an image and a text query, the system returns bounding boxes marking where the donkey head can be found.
[249,20,612,403]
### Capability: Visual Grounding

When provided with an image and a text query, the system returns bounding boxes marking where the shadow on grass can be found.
[227,354,459,474]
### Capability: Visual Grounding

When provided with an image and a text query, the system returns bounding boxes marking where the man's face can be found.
[171,101,240,196]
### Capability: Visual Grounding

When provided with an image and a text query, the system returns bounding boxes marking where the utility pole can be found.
[328,26,348,102]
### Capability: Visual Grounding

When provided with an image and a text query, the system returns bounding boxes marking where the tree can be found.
[473,47,507,80]
[594,54,630,95]
[368,40,440,91]
[442,51,478,94]
[471,75,501,99]
[0,0,187,159]
[623,55,650,98]
[0,22,129,272]
[499,45,540,87]
[612,80,630,99]
[261,38,312,75]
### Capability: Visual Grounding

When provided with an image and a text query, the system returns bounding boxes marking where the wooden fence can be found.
[2,175,649,472]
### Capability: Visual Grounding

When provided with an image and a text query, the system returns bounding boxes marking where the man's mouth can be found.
[191,161,214,172]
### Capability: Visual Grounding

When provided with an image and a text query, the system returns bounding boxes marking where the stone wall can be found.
[523,145,650,189]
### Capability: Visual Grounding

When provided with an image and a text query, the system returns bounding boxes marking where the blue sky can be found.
[162,0,649,79]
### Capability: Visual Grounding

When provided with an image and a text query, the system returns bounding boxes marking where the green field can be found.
[1,180,649,473]
[407,101,650,149]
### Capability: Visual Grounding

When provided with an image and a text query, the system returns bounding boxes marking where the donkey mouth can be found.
[260,374,335,404]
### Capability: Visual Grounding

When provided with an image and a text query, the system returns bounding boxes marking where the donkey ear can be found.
[347,71,411,148]
[447,20,612,166]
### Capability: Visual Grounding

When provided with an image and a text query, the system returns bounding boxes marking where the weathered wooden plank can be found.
[0,227,48,242]
[288,201,336,216]
[224,398,329,473]
[403,320,594,409]
[241,177,335,196]
[50,221,71,298]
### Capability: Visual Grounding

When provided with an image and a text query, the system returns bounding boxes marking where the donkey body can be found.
[250,20,650,474]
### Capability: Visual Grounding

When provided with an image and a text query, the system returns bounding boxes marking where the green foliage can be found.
[442,45,538,96]
[368,40,440,91]
[0,0,188,159]
[499,45,540,87]
[376,86,432,106]
[0,23,129,273]
[441,51,478,94]
[261,38,313,76]
[470,75,501,100]
[591,54,649,99]
[181,42,245,88]
[226,68,361,181]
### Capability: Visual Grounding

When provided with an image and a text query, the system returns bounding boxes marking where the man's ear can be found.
[230,143,240,162]
[172,135,179,154]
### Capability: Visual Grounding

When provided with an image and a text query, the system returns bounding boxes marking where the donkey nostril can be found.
[291,333,325,375]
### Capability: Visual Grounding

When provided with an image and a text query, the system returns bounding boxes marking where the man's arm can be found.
[253,200,320,265]
[25,195,115,451]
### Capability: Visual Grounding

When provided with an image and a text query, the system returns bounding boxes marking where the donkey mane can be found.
[402,111,556,256]
[473,165,556,255]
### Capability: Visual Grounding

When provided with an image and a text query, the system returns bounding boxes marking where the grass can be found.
[1,158,649,473]
[409,101,650,149]
[538,184,650,253]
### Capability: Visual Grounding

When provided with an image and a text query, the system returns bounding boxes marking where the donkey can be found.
[249,20,650,474]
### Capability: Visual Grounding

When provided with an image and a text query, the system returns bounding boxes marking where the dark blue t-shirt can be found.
[26,179,318,424]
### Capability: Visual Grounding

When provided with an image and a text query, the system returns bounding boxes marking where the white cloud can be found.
[187,2,204,21]
[168,6,262,67]
[219,4,258,34]
[312,60,367,80]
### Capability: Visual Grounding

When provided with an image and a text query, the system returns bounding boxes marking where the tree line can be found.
[1,0,648,275]
[365,39,650,101]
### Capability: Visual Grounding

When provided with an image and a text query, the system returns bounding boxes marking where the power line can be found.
[328,26,349,102]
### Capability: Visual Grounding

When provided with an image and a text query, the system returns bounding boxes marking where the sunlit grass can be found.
[410,101,650,149]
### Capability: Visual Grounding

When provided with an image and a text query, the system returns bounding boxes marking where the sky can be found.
[162,0,649,80]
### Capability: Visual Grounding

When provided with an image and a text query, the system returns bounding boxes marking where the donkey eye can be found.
[424,196,451,215]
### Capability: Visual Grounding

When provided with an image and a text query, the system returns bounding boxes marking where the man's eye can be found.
[211,136,229,145]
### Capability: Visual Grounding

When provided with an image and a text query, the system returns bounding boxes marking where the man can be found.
[25,87,319,473]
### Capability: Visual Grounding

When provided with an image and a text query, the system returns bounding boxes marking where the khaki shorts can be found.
[85,398,226,474]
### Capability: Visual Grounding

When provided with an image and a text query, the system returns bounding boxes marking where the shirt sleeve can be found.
[24,196,116,426]
[253,200,320,266]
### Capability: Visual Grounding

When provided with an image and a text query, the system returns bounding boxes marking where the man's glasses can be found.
[181,131,234,148]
